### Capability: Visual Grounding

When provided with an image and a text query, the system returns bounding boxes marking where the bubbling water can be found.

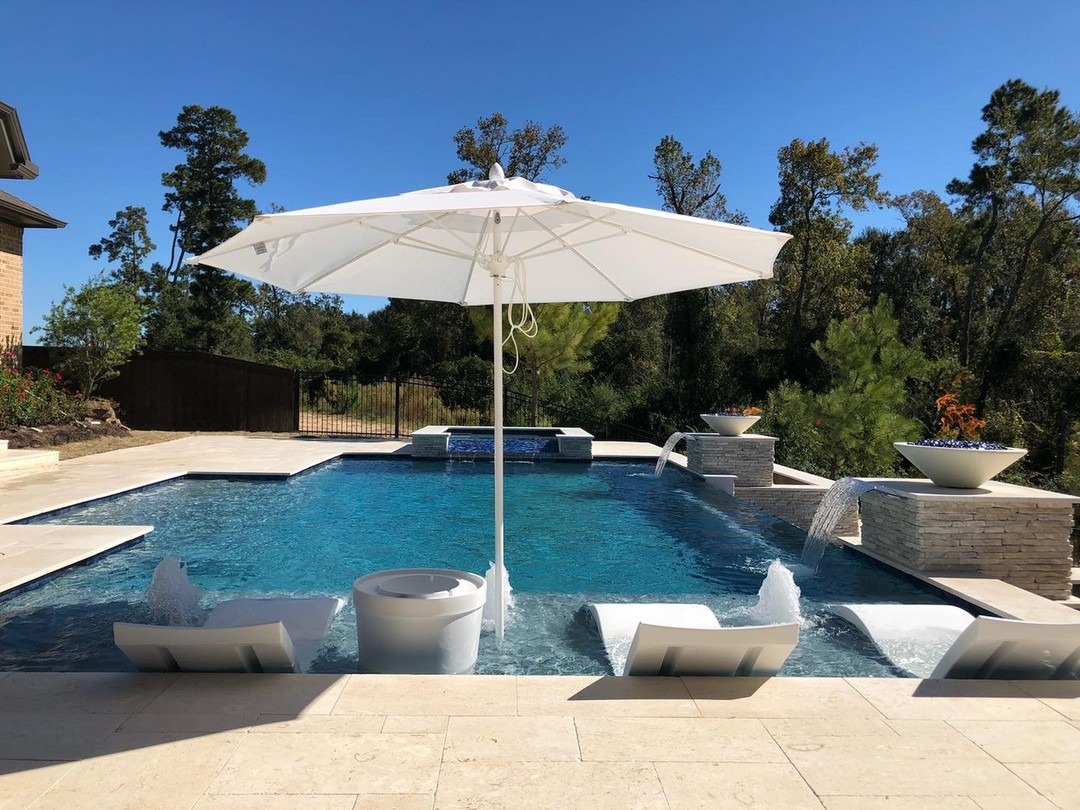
[749,560,802,625]
[482,561,515,631]
[654,432,687,476]
[146,556,207,625]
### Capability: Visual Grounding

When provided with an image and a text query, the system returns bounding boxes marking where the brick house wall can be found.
[0,220,22,366]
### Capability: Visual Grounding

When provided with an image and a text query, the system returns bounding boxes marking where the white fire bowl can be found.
[893,442,1027,489]
[700,414,761,436]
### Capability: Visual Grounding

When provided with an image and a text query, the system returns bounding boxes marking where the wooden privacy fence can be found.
[22,348,299,432]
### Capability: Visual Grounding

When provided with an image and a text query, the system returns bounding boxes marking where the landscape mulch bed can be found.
[1,421,130,449]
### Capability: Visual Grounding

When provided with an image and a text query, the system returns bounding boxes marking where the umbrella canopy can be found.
[194,165,792,640]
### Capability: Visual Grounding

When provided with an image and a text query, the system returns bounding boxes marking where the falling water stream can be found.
[653,432,687,476]
[800,478,899,572]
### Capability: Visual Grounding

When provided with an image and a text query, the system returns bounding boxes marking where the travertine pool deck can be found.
[2,436,1079,807]
[2,672,1080,808]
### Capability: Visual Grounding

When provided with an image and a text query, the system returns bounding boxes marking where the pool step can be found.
[0,447,60,476]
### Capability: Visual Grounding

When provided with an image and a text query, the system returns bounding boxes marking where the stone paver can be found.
[0,673,1073,808]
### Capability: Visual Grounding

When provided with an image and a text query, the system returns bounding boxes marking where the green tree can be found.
[649,136,755,422]
[149,105,267,356]
[447,113,567,184]
[159,105,267,273]
[88,206,157,294]
[768,138,886,382]
[35,276,147,398]
[946,80,1080,404]
[252,287,369,371]
[761,299,927,479]
[649,135,746,224]
[470,302,619,425]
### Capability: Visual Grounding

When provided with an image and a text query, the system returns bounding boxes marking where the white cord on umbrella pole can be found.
[501,259,538,375]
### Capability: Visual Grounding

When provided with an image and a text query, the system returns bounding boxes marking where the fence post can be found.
[292,370,301,432]
[394,374,402,438]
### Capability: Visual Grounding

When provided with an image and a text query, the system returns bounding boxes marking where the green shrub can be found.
[0,356,81,428]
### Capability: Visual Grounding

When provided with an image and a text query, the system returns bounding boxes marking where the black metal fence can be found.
[298,371,658,442]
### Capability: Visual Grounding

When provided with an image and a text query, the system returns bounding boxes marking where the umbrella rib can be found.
[510,210,622,260]
[514,210,634,300]
[294,212,469,291]
[548,207,775,279]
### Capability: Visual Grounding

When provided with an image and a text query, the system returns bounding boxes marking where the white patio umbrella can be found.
[193,165,791,638]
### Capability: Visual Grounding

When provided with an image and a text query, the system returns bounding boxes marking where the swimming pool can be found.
[0,459,952,675]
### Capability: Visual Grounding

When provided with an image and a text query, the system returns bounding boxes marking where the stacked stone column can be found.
[860,482,1077,600]
[684,434,775,486]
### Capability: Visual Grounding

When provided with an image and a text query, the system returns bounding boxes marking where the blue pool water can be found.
[0,459,951,675]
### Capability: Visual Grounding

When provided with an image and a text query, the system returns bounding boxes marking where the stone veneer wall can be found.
[556,435,592,460]
[0,221,23,365]
[860,489,1074,599]
[735,485,859,535]
[685,435,775,487]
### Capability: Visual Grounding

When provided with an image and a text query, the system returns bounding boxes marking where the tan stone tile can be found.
[762,717,897,738]
[118,712,258,734]
[971,794,1059,809]
[333,675,516,716]
[0,672,176,714]
[885,719,975,740]
[684,676,881,719]
[208,732,442,794]
[249,714,385,733]
[1012,680,1080,719]
[382,715,447,734]
[0,712,126,759]
[950,719,1080,762]
[193,797,359,810]
[655,761,823,809]
[444,716,579,761]
[515,675,699,717]
[0,761,77,810]
[347,798,433,810]
[1006,762,1080,808]
[32,731,244,810]
[434,761,667,809]
[823,798,978,809]
[777,734,1034,797]
[143,673,347,715]
[577,716,784,762]
[847,678,1064,721]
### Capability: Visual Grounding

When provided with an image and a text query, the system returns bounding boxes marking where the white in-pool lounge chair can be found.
[831,603,1080,679]
[587,602,799,677]
[114,596,344,673]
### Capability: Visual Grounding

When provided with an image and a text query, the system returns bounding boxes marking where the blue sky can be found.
[6,0,1079,341]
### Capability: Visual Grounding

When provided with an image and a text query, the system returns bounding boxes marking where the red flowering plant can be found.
[0,353,80,428]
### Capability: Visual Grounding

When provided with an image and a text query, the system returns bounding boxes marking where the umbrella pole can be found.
[492,272,506,640]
